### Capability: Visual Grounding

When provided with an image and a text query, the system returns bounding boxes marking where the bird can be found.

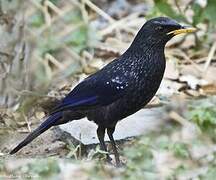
[10,17,196,166]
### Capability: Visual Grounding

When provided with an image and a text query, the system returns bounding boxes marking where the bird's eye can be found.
[155,26,163,31]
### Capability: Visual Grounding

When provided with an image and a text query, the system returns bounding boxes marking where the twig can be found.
[84,0,115,23]
[196,56,216,64]
[99,12,143,36]
[43,0,51,27]
[22,112,32,132]
[62,44,82,61]
[169,111,192,127]
[45,53,65,70]
[172,49,203,72]
[68,0,81,7]
[174,0,182,14]
[9,89,49,97]
[33,5,73,36]
[0,51,14,57]
[183,0,194,13]
[57,20,85,38]
[203,42,216,73]
[29,0,44,11]
[45,0,63,16]
[81,0,89,24]
[144,103,164,109]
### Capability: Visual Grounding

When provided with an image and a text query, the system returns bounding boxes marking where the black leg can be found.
[96,126,111,162]
[107,127,120,166]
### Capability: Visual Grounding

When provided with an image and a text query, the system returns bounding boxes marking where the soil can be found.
[1,127,67,158]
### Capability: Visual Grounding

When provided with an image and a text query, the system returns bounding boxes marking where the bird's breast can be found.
[87,55,166,127]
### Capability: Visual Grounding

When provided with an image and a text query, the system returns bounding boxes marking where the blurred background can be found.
[0,0,216,179]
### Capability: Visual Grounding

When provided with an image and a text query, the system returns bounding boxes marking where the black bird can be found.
[10,17,195,165]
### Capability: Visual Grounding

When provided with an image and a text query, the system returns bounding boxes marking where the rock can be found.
[58,107,167,145]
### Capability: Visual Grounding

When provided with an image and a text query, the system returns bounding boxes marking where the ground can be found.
[1,0,216,179]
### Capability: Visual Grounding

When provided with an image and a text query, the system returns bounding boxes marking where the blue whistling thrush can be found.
[10,17,196,166]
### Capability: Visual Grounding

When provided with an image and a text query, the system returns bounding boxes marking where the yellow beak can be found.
[167,27,197,35]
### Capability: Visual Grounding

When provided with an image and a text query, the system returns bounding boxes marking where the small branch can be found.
[84,0,115,23]
[99,12,142,36]
[81,0,89,24]
[43,0,51,27]
[174,0,183,14]
[0,51,14,58]
[45,53,65,70]
[203,42,216,74]
[22,112,32,132]
[172,49,203,72]
[45,0,63,16]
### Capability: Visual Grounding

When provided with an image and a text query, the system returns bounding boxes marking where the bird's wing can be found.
[51,72,129,114]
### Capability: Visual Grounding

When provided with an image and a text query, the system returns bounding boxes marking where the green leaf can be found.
[63,10,82,24]
[21,158,60,178]
[203,166,216,180]
[188,98,216,140]
[29,12,44,28]
[153,0,184,20]
[204,0,216,24]
[170,142,189,159]
[123,137,156,179]
[49,0,59,5]
[192,3,204,26]
[64,25,88,53]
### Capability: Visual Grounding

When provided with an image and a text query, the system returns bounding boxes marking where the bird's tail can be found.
[10,112,62,155]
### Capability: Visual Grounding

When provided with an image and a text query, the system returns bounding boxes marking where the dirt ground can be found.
[1,127,67,158]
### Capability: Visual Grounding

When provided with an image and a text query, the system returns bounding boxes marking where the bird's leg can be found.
[107,127,120,166]
[96,126,111,162]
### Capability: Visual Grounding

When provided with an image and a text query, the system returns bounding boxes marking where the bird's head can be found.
[132,17,196,49]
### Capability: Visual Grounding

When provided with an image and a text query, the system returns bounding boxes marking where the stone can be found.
[59,107,166,145]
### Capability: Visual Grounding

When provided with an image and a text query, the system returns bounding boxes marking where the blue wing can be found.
[51,67,129,114]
